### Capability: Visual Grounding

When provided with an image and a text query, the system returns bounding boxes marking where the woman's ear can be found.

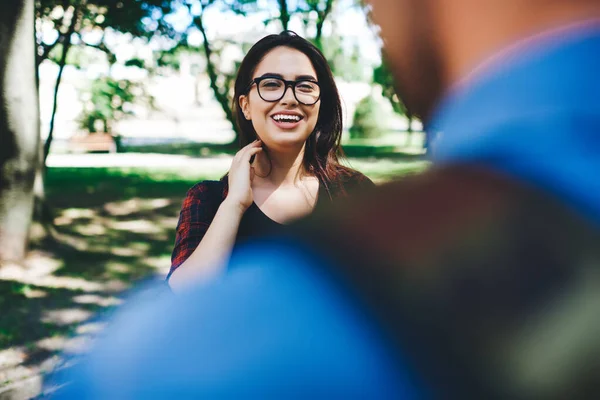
[239,95,251,120]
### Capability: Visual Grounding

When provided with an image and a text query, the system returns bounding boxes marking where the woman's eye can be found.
[261,80,283,89]
[297,83,316,92]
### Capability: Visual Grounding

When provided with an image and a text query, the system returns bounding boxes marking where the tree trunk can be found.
[0,0,40,262]
[45,4,82,162]
[195,11,239,147]
[314,0,334,50]
[278,0,289,31]
[45,41,71,161]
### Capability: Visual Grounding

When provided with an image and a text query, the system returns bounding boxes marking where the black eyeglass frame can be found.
[246,76,321,106]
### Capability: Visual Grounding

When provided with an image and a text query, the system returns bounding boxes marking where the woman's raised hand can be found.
[224,140,263,212]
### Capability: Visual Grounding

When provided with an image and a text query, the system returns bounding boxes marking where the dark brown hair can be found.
[232,31,355,193]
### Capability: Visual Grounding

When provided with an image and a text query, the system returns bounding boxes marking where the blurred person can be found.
[167,31,373,292]
[52,0,600,398]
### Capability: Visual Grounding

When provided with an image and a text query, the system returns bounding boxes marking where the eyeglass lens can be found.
[257,78,320,105]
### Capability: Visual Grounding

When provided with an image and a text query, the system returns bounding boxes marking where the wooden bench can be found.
[69,133,118,153]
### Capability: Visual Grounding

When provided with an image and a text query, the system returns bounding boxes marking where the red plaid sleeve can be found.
[168,181,225,280]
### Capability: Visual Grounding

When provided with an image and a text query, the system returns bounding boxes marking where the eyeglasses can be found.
[247,76,321,106]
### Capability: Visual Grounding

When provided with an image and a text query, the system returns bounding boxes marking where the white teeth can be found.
[273,114,301,122]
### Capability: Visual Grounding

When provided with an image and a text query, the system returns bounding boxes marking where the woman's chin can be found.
[263,136,309,152]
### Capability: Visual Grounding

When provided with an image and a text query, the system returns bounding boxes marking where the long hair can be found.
[232,31,353,193]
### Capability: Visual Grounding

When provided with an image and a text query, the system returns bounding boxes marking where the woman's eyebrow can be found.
[257,72,317,81]
[257,72,284,79]
[295,74,317,81]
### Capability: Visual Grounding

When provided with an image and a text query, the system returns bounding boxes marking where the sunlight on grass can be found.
[0,255,63,280]
[130,242,152,252]
[73,223,107,236]
[109,247,146,257]
[144,255,172,273]
[41,309,94,326]
[109,219,165,234]
[72,294,121,308]
[75,322,107,336]
[36,334,92,355]
[61,209,97,219]
[1,266,105,292]
[346,159,430,183]
[104,197,173,216]
[20,286,48,299]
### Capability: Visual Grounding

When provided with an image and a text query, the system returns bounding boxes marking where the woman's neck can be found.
[255,144,310,186]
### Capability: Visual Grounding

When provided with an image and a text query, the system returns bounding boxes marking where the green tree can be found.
[321,35,366,81]
[373,60,421,148]
[300,0,335,49]
[78,76,154,135]
[349,94,389,140]
[189,0,245,147]
[36,0,178,159]
[373,61,414,129]
[0,0,40,262]
[33,0,178,232]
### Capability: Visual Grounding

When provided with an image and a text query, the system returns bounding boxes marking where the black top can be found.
[236,184,329,244]
[169,170,374,277]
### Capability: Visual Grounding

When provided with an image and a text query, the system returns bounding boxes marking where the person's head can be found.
[233,31,345,182]
[367,0,600,123]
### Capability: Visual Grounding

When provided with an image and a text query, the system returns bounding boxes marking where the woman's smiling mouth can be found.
[271,112,304,129]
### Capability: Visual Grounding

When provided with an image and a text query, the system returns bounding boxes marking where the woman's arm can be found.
[168,140,263,292]
[168,198,246,292]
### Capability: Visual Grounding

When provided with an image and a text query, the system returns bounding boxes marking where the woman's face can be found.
[239,46,321,152]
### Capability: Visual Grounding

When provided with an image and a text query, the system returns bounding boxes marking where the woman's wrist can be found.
[220,197,249,217]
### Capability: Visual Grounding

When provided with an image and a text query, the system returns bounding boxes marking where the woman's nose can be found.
[280,84,298,105]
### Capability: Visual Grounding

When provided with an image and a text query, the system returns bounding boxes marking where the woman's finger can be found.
[234,140,262,161]
[243,140,262,153]
[242,146,263,163]
[243,139,261,148]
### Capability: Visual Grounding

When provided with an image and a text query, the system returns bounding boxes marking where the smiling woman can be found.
[167,31,374,292]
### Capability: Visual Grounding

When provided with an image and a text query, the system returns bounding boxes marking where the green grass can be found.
[0,148,427,382]
[345,158,429,182]
[0,167,220,353]
[44,167,216,207]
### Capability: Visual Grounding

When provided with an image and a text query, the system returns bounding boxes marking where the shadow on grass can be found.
[0,161,429,385]
[0,167,201,378]
[40,167,204,281]
[0,281,101,350]
[44,167,210,208]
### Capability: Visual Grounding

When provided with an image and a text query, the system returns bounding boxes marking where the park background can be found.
[0,1,428,397]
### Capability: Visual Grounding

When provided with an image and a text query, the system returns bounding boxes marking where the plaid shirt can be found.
[168,172,374,279]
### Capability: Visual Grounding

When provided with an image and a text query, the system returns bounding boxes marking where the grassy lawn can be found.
[0,152,427,392]
[0,167,214,390]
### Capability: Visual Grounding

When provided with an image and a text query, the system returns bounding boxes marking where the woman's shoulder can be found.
[185,179,228,202]
[336,166,375,189]
[326,166,375,199]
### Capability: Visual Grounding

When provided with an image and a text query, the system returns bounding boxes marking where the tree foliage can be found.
[350,95,389,139]
[36,0,360,147]
[373,60,416,132]
[78,77,154,134]
[36,0,177,64]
